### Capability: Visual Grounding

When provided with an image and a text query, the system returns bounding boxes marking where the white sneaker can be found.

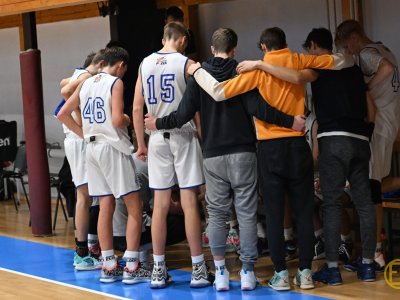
[214,266,229,291]
[293,268,314,290]
[268,270,290,291]
[240,269,258,291]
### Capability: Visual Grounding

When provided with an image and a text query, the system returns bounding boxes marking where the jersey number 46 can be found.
[83,97,106,124]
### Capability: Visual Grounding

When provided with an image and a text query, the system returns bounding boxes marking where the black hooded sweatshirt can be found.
[155,57,294,158]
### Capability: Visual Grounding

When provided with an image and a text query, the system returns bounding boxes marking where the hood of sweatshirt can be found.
[202,57,238,82]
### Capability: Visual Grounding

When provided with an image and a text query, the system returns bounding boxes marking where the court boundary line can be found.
[0,267,131,300]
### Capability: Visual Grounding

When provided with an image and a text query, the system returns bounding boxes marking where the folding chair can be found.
[50,175,69,230]
[1,142,30,212]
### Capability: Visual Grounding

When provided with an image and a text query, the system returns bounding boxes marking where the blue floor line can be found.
[0,235,331,300]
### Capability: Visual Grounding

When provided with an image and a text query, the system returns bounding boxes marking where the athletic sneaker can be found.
[75,255,102,271]
[100,263,124,283]
[122,261,152,284]
[190,261,214,288]
[240,269,258,291]
[214,266,229,291]
[285,239,297,261]
[357,262,376,282]
[73,252,82,267]
[343,257,360,272]
[150,262,172,289]
[312,264,343,286]
[226,228,240,253]
[293,268,314,290]
[268,270,290,291]
[338,240,353,263]
[373,252,386,272]
[313,236,325,260]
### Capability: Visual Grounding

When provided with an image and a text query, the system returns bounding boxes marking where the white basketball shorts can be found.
[148,130,204,189]
[64,136,87,188]
[86,141,140,198]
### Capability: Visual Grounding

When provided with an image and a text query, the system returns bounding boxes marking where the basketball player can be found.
[132,22,212,289]
[58,47,150,284]
[57,50,104,271]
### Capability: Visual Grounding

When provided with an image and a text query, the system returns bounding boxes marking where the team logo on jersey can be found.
[156,56,167,65]
[94,74,103,82]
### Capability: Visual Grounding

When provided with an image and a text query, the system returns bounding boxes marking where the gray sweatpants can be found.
[203,152,258,269]
[319,136,376,261]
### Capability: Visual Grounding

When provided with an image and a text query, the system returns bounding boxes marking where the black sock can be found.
[76,239,89,257]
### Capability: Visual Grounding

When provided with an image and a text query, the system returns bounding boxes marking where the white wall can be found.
[0,16,110,173]
[363,0,400,61]
[197,0,335,61]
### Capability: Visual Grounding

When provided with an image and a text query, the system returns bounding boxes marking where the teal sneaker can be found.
[75,255,102,271]
[268,270,290,291]
[73,252,82,267]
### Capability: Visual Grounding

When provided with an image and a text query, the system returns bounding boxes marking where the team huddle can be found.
[57,14,400,293]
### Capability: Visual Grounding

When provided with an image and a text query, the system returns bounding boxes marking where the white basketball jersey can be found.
[63,68,90,137]
[140,52,195,131]
[80,72,133,156]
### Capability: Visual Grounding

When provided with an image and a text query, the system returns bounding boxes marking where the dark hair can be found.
[212,28,238,53]
[258,27,286,51]
[83,52,96,68]
[336,19,366,43]
[106,40,126,49]
[302,28,333,51]
[163,21,189,41]
[91,49,106,65]
[165,6,184,21]
[103,47,129,66]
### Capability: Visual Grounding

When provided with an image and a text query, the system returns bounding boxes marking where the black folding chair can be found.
[1,143,30,212]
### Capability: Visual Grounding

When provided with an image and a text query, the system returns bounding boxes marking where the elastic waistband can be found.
[85,135,108,143]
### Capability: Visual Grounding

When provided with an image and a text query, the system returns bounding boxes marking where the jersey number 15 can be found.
[146,74,175,104]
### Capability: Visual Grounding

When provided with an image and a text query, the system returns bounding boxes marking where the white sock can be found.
[362,257,374,264]
[87,234,98,247]
[101,249,116,269]
[214,259,225,270]
[284,227,294,241]
[375,242,382,253]
[341,233,352,242]
[153,254,165,267]
[314,228,324,238]
[327,261,338,268]
[124,250,139,270]
[191,254,204,265]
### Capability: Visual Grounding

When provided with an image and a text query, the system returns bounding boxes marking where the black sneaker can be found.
[313,235,325,260]
[190,261,214,288]
[312,263,343,286]
[338,240,353,263]
[285,239,298,261]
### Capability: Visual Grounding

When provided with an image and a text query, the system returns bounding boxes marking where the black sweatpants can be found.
[258,137,314,272]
